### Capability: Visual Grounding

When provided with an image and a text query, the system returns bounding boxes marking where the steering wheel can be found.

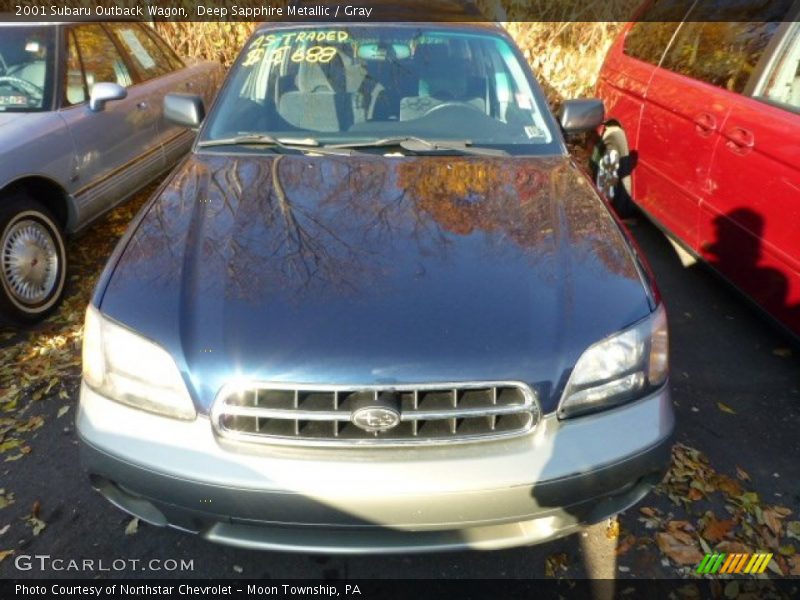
[0,76,44,99]
[423,101,484,117]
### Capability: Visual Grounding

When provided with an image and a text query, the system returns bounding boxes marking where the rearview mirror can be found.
[164,93,205,129]
[558,99,605,135]
[89,82,127,112]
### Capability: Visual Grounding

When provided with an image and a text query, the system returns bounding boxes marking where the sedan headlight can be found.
[559,304,668,418]
[82,305,196,420]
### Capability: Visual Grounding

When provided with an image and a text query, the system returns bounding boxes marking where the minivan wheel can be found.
[593,128,635,217]
[0,195,67,325]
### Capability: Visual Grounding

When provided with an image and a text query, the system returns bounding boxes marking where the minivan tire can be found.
[592,127,635,217]
[0,194,67,326]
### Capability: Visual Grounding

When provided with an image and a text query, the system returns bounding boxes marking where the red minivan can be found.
[593,0,800,337]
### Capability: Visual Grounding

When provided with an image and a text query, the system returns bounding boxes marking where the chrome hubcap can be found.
[596,147,620,199]
[1,219,59,305]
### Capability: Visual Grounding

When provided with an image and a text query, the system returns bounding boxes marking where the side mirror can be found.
[164,93,205,129]
[89,82,127,112]
[558,99,605,135]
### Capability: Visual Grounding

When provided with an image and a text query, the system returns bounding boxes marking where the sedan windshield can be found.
[203,26,558,154]
[0,27,55,112]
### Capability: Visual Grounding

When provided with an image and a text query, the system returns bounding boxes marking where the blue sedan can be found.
[0,21,222,324]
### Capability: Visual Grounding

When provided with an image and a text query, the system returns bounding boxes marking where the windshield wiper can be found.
[326,136,508,157]
[197,134,355,156]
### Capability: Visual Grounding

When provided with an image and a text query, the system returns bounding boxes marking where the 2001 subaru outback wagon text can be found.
[77,22,674,553]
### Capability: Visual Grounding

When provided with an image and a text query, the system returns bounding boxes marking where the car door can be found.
[106,23,213,168]
[58,23,164,226]
[700,22,800,335]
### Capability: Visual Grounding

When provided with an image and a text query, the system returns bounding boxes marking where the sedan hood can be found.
[99,153,652,413]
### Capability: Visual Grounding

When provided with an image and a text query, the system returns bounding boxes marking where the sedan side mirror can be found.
[164,93,205,129]
[558,99,605,135]
[89,82,127,112]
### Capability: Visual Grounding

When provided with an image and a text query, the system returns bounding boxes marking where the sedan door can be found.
[58,23,164,226]
[700,23,800,335]
[105,23,217,167]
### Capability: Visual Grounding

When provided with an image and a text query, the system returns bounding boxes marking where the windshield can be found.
[0,27,55,112]
[202,26,558,154]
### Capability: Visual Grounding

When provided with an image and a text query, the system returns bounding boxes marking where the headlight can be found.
[559,305,668,418]
[82,305,196,420]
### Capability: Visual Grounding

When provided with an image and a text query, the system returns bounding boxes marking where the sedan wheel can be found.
[0,198,66,324]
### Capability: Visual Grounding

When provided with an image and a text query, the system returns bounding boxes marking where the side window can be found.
[144,27,185,72]
[64,30,87,105]
[661,21,780,93]
[73,24,133,91]
[108,24,172,81]
[623,0,694,66]
[759,29,800,111]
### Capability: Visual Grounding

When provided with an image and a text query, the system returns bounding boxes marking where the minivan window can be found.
[759,28,800,111]
[622,0,693,66]
[661,21,780,93]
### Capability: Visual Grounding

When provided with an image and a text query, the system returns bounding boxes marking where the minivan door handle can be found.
[724,127,755,153]
[693,112,717,135]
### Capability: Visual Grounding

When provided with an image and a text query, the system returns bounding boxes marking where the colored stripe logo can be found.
[696,552,773,574]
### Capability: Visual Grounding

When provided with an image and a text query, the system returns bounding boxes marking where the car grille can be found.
[211,382,539,446]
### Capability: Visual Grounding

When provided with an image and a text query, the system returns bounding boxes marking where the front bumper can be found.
[77,382,674,553]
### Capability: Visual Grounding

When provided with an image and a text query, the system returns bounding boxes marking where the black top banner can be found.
[0,0,798,22]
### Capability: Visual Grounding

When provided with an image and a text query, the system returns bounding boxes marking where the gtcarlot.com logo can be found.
[14,554,194,572]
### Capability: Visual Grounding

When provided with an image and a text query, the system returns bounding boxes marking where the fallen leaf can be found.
[715,541,750,554]
[0,549,13,563]
[0,490,14,510]
[15,415,44,433]
[656,532,703,565]
[702,516,736,543]
[26,516,46,536]
[763,507,786,537]
[723,581,739,600]
[772,348,792,358]
[0,524,9,536]
[715,475,743,497]
[787,521,800,541]
[544,552,569,577]
[616,535,636,556]
[56,405,70,419]
[124,518,139,535]
[779,545,796,556]
[606,518,620,540]
[233,565,243,574]
[717,402,736,414]
[735,466,750,482]
[772,506,792,518]
[789,555,800,576]
[31,500,40,518]
[0,439,20,454]
[766,557,783,576]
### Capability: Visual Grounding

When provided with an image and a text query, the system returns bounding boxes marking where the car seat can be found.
[278,56,354,132]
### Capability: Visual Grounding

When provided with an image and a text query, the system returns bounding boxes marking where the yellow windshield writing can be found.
[243,31,350,67]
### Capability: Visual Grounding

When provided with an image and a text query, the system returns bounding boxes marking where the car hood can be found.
[99,153,652,414]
